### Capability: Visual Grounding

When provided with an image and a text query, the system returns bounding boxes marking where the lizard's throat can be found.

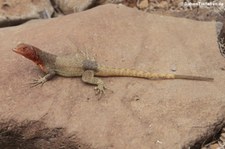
[35,60,47,73]
[37,64,46,72]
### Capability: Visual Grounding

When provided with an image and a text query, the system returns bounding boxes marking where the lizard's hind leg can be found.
[81,70,106,97]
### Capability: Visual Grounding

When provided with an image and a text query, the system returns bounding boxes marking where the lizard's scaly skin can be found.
[12,43,214,96]
[96,66,213,81]
[96,66,175,78]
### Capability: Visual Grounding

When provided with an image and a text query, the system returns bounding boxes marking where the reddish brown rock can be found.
[0,4,224,149]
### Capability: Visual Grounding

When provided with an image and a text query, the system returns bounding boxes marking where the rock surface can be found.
[0,4,224,149]
[0,0,54,27]
[54,0,124,13]
[54,0,95,13]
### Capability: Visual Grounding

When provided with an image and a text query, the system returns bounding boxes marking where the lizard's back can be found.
[54,54,86,77]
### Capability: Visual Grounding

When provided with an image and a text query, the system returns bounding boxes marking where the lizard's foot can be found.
[30,76,47,87]
[94,83,107,99]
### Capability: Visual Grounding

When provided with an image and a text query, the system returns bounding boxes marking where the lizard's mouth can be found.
[12,48,17,52]
[12,48,21,54]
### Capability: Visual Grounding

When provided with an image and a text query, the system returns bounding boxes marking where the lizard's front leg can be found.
[81,70,106,96]
[30,70,56,87]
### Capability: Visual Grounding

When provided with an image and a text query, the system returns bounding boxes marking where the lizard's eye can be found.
[22,46,39,61]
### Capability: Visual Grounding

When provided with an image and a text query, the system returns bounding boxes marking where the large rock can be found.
[53,0,124,13]
[0,0,54,27]
[0,4,224,149]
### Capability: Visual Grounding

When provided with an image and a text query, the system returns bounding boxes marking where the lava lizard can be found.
[13,43,214,96]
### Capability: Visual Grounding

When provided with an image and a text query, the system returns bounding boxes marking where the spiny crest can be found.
[77,47,96,62]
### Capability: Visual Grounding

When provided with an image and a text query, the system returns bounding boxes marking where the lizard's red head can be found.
[12,43,47,72]
[12,43,41,64]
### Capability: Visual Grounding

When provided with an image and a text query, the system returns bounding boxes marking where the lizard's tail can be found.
[174,74,213,81]
[96,66,214,81]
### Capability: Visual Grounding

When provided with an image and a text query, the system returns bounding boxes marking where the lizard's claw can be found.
[94,84,107,99]
[29,76,47,87]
